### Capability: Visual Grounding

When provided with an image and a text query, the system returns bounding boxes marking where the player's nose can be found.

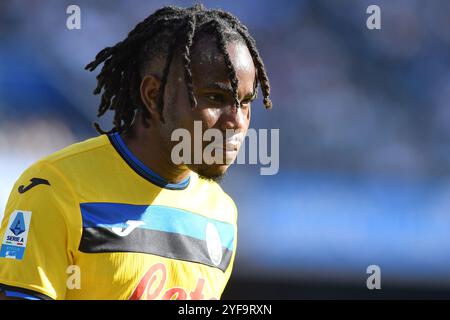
[219,104,247,131]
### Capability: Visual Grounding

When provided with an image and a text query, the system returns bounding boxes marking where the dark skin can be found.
[122,34,257,183]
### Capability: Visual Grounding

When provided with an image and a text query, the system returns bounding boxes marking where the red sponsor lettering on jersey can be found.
[129,262,217,300]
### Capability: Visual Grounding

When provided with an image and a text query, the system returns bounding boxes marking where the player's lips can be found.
[221,143,239,151]
[214,132,245,151]
[208,145,239,164]
[205,132,244,163]
[209,143,239,152]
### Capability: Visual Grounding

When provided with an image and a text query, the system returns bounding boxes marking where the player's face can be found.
[162,36,256,180]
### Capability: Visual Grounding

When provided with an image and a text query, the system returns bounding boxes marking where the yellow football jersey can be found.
[0,133,237,300]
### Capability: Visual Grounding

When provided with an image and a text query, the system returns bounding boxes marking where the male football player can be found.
[0,4,271,299]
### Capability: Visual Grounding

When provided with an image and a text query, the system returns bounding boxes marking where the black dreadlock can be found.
[85,4,272,134]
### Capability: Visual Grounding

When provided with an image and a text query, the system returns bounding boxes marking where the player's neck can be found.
[120,123,190,184]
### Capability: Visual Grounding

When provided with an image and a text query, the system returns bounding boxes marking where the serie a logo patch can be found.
[0,210,32,260]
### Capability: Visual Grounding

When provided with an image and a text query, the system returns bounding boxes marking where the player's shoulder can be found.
[41,134,110,166]
[12,134,110,199]
[192,174,238,224]
[219,188,238,224]
[4,136,110,231]
[31,134,112,182]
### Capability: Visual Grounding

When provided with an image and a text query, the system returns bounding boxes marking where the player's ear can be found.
[140,74,161,119]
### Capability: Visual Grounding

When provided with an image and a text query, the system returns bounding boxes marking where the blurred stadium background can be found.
[1,0,450,299]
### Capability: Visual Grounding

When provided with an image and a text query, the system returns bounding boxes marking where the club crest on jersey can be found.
[205,223,223,266]
[0,210,32,260]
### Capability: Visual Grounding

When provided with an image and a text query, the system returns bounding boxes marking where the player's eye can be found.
[240,98,253,109]
[241,98,253,109]
[206,93,226,104]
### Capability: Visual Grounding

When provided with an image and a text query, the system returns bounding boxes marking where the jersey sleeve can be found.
[0,160,80,300]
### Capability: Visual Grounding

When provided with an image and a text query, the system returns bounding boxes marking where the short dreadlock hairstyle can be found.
[86,4,272,134]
